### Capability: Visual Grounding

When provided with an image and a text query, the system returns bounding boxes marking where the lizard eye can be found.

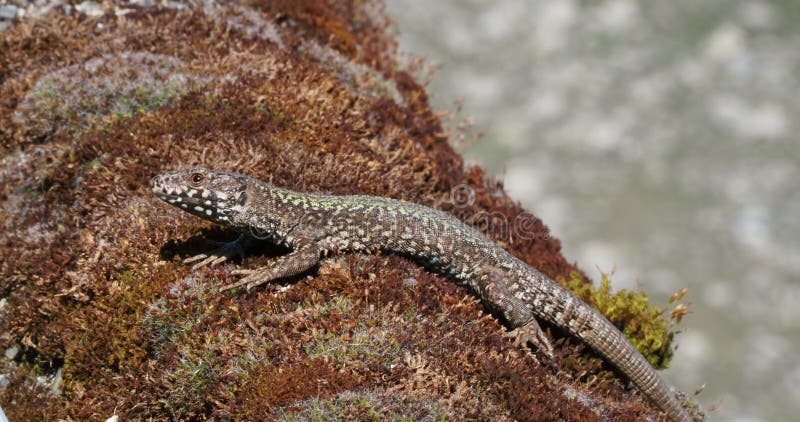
[190,172,204,185]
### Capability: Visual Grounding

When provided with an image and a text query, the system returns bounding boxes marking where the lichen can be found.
[16,52,217,142]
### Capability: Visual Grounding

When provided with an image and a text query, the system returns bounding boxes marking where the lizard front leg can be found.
[183,233,252,270]
[220,242,322,292]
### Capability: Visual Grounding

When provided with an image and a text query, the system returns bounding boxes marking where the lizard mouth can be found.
[151,174,223,219]
[153,179,203,206]
[152,175,181,202]
[152,175,199,205]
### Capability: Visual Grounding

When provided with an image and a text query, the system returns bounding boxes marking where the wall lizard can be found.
[152,167,693,421]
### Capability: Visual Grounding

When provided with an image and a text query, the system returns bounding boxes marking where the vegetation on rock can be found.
[0,1,688,420]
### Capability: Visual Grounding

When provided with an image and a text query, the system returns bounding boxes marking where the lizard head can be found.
[152,168,249,225]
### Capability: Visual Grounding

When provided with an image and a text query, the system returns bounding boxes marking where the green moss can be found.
[162,342,227,419]
[61,267,163,399]
[564,272,678,368]
[306,294,354,318]
[144,272,227,356]
[303,297,403,370]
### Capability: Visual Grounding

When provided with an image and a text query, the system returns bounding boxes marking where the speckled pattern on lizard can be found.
[152,167,693,422]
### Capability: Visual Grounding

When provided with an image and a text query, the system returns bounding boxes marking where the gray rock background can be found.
[389,1,800,421]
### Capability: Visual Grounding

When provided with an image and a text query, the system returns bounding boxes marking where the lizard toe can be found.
[506,320,555,360]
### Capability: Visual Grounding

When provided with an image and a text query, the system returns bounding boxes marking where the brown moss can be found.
[0,366,60,421]
[254,0,360,56]
[0,1,690,421]
[229,358,363,419]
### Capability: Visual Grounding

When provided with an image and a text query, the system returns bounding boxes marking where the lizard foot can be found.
[218,245,321,293]
[183,233,250,271]
[505,319,555,360]
[220,268,274,292]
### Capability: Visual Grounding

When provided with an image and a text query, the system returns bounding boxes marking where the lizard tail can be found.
[581,307,692,422]
[534,281,693,422]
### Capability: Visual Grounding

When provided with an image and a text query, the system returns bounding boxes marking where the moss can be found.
[144,273,222,356]
[564,271,679,368]
[60,267,165,400]
[17,52,215,143]
[299,39,404,105]
[0,366,60,420]
[303,298,404,370]
[273,389,448,422]
[255,0,360,57]
[160,341,227,419]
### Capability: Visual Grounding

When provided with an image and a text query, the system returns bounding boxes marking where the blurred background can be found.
[388,1,800,421]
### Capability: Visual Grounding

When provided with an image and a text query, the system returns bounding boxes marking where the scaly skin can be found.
[152,167,693,421]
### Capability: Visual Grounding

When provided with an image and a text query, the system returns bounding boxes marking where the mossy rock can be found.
[0,1,689,420]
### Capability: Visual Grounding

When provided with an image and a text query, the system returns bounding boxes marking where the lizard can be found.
[152,167,693,422]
